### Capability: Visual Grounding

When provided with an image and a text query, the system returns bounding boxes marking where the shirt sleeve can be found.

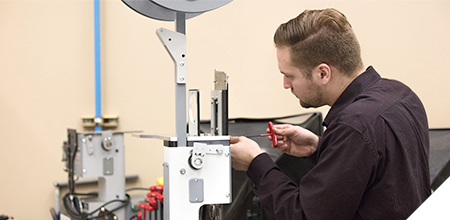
[246,124,377,220]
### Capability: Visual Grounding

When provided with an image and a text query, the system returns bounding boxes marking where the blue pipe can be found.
[94,0,102,131]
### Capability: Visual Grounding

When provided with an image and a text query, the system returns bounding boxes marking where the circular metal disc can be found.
[122,0,202,21]
[151,0,233,13]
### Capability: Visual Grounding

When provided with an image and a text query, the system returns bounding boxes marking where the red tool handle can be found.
[268,121,278,147]
[149,185,164,194]
[147,191,164,202]
[145,197,158,209]
[137,211,142,220]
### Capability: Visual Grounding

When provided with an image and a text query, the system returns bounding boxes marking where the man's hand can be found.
[267,124,319,157]
[230,136,264,171]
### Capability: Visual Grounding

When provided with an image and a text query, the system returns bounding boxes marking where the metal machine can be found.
[121,0,234,219]
[134,69,231,220]
[61,129,130,220]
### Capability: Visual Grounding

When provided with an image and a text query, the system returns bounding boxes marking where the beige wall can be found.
[1,0,449,219]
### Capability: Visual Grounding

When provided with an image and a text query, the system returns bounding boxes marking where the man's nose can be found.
[283,76,291,89]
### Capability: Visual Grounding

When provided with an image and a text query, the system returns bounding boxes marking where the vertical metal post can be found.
[175,12,187,147]
[176,12,186,34]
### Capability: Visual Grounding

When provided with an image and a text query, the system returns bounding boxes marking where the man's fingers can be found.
[230,136,241,144]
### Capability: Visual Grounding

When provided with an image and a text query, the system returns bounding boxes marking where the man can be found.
[230,8,431,220]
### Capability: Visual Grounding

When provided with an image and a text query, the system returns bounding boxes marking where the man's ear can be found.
[313,63,331,85]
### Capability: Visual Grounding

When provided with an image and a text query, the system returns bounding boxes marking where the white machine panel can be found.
[163,140,231,219]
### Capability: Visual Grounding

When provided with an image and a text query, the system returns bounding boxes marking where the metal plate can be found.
[122,0,202,21]
[152,0,233,13]
[103,157,114,175]
[189,178,204,203]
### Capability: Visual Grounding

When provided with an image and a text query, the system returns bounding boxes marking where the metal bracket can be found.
[190,142,225,170]
[156,27,188,147]
[156,28,187,84]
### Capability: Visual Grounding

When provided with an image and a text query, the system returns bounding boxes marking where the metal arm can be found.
[156,27,187,147]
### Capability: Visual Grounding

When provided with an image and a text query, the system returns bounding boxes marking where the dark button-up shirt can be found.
[247,66,431,219]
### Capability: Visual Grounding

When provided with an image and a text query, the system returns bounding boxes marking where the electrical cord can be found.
[63,192,130,220]
[50,208,57,220]
[125,187,149,192]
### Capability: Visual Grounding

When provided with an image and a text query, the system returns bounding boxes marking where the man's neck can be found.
[326,67,365,106]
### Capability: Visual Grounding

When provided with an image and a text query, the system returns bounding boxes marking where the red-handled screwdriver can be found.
[245,121,278,147]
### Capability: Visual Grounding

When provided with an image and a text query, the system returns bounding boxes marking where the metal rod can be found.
[175,12,187,147]
[94,0,102,131]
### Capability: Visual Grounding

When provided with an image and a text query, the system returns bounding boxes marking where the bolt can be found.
[82,169,87,173]
[216,148,223,155]
[180,168,186,175]
[225,152,229,157]
[179,61,185,67]
[194,158,202,166]
[179,76,185,81]
[226,193,230,198]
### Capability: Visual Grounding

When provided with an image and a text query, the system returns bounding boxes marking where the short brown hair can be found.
[274,8,363,76]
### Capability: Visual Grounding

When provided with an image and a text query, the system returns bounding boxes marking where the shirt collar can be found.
[322,66,381,127]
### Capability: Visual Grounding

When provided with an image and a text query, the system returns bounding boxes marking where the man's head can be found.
[274,8,363,76]
[274,8,363,107]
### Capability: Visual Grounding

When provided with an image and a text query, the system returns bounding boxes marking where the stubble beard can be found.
[297,86,323,109]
